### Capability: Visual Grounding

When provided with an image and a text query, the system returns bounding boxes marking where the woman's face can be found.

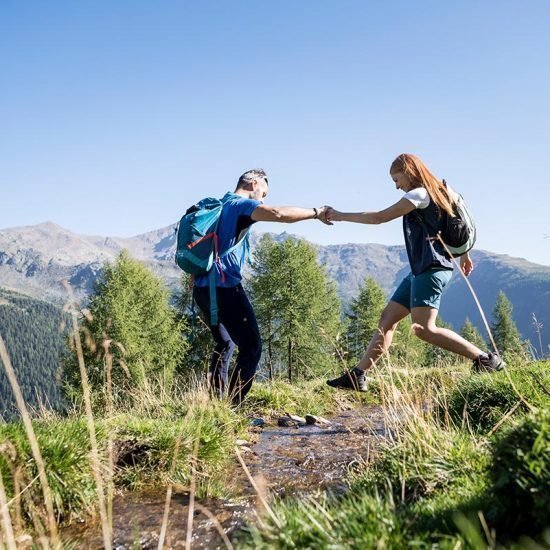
[391,170,414,193]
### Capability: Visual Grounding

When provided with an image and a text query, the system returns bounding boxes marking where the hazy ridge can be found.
[1,221,549,351]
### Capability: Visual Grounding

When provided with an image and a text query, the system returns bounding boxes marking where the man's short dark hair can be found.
[237,169,268,189]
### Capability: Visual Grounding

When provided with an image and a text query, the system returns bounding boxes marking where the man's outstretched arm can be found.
[251,205,332,224]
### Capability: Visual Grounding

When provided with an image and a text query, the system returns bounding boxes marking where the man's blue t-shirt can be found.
[194,192,261,288]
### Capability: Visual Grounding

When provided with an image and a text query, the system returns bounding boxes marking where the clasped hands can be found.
[315,206,340,226]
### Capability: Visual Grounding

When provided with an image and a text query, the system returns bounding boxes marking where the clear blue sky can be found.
[1,1,549,265]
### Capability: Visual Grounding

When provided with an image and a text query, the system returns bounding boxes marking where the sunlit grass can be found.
[239,360,550,548]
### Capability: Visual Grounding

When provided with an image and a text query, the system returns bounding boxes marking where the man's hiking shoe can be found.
[472,352,505,373]
[326,368,368,392]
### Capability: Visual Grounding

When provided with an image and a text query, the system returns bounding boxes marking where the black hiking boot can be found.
[472,352,505,373]
[326,368,368,392]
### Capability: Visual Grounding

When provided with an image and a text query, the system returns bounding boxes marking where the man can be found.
[193,168,329,405]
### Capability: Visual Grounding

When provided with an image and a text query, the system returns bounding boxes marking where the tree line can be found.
[0,289,67,419]
[1,239,533,415]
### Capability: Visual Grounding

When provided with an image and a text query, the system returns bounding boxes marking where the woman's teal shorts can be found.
[390,268,453,311]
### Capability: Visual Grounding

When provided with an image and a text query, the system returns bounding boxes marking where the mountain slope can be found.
[1,222,549,351]
[0,288,67,419]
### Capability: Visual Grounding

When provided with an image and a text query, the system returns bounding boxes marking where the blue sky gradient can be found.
[1,1,549,264]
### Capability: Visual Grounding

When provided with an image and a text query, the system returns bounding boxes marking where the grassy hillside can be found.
[0,360,547,547]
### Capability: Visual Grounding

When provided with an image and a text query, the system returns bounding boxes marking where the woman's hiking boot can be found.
[472,352,505,372]
[326,368,368,392]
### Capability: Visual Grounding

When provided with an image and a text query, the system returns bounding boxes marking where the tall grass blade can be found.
[0,335,58,546]
[235,447,281,529]
[158,407,193,550]
[185,405,204,550]
[0,469,17,550]
[194,504,234,549]
[62,281,111,550]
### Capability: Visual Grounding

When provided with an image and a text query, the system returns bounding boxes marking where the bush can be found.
[438,362,549,433]
[0,393,247,529]
[489,409,550,536]
[0,419,99,523]
[355,417,490,504]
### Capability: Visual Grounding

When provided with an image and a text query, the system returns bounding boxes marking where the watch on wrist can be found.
[313,207,319,219]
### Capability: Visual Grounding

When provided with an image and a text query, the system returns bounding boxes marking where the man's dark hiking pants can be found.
[193,284,262,405]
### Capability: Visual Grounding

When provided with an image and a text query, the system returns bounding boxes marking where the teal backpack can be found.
[174,195,249,325]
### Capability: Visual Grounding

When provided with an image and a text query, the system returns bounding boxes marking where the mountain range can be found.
[1,222,549,353]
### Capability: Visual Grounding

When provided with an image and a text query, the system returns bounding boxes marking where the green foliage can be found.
[108,399,246,495]
[386,315,427,368]
[357,418,490,504]
[0,288,67,419]
[0,419,98,523]
[63,251,188,407]
[345,277,386,364]
[490,409,550,535]
[459,317,486,351]
[243,378,373,418]
[239,491,406,549]
[175,273,215,380]
[249,235,343,381]
[491,291,529,361]
[241,361,550,547]
[0,390,247,528]
[439,362,550,432]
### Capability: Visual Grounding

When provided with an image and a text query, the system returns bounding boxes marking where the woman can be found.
[326,153,504,391]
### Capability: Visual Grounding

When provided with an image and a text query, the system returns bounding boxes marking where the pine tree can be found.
[63,251,188,405]
[346,277,386,364]
[0,289,68,419]
[247,235,279,379]
[175,273,215,379]
[460,317,486,352]
[491,291,528,361]
[249,236,343,381]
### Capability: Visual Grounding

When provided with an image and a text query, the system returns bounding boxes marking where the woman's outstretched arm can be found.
[326,198,416,225]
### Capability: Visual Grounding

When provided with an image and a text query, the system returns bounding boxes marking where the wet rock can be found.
[277,417,306,428]
[248,417,266,428]
[277,413,308,427]
[305,414,331,426]
[285,413,307,424]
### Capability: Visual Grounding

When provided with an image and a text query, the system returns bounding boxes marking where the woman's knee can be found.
[412,323,437,342]
[377,302,409,334]
[378,314,400,334]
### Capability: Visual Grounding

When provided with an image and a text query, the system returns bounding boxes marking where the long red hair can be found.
[390,153,455,216]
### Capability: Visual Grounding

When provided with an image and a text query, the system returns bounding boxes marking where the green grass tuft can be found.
[437,361,550,433]
[243,378,373,418]
[489,408,550,536]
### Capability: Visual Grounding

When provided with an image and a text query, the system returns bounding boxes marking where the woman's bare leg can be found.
[410,306,483,360]
[356,301,410,371]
